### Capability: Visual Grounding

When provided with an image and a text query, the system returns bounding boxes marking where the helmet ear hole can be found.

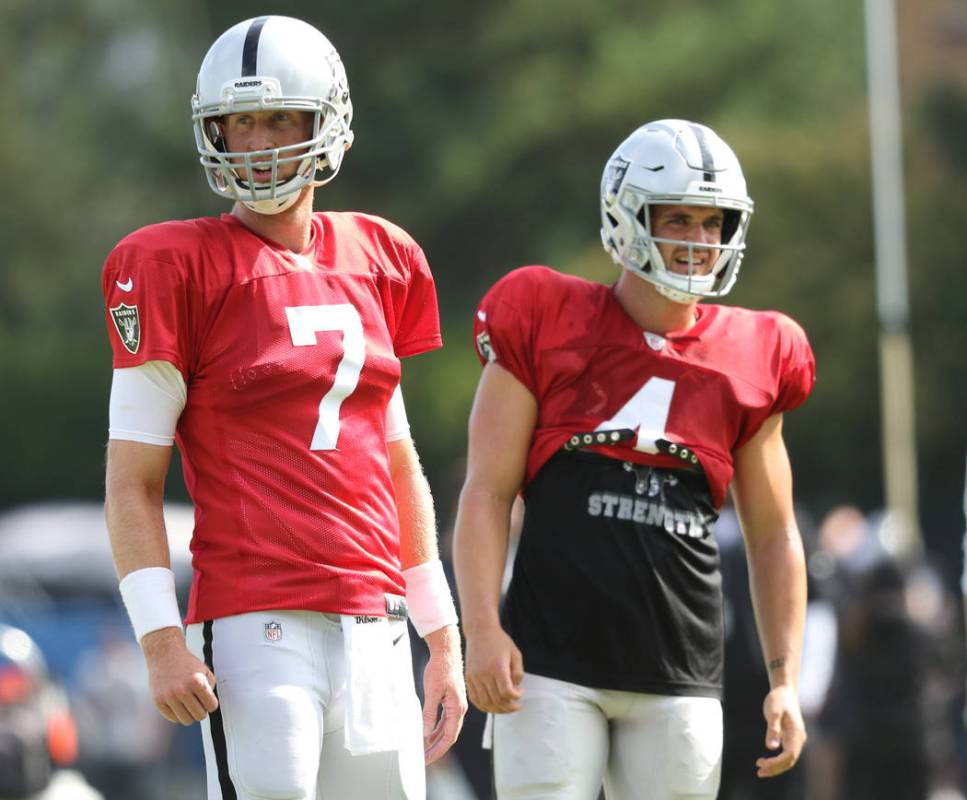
[208,120,226,153]
[722,209,741,243]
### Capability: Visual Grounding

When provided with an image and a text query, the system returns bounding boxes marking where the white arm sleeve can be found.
[109,361,187,446]
[384,384,411,442]
[111,364,405,446]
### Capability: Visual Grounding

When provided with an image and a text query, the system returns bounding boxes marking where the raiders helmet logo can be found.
[110,304,141,354]
[603,156,630,198]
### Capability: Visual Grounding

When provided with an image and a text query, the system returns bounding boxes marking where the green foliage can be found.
[1,0,963,545]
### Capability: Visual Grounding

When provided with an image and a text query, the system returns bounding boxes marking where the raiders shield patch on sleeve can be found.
[110,303,141,354]
[476,330,496,363]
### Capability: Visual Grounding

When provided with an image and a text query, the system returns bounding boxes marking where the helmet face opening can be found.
[600,120,754,304]
[191,16,354,213]
[195,106,344,201]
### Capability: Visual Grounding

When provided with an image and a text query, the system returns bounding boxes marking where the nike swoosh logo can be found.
[642,165,665,172]
[116,278,134,292]
[392,633,404,646]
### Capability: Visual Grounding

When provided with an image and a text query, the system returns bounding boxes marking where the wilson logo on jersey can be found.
[109,303,141,354]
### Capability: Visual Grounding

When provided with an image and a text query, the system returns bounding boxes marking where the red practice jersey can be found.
[103,212,441,623]
[473,266,815,507]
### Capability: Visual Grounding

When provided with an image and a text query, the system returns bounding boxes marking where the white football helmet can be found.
[600,120,753,303]
[192,16,354,215]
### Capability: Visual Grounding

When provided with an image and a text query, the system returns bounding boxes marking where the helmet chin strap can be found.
[236,161,312,215]
[241,193,301,215]
[231,132,349,215]
[654,282,701,305]
[625,264,701,304]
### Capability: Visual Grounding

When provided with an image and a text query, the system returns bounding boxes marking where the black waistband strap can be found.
[559,432,704,473]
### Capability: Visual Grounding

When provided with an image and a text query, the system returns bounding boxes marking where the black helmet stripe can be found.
[688,123,716,182]
[241,16,269,77]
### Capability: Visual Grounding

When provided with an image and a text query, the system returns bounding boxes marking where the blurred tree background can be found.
[1,0,965,570]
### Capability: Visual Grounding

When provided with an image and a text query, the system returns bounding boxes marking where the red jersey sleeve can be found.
[473,267,545,395]
[770,312,816,415]
[393,241,442,358]
[101,227,193,380]
[731,309,816,451]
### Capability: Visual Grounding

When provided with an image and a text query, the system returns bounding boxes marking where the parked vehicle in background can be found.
[0,502,203,799]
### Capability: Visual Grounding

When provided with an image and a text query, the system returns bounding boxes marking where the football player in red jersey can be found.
[101,16,466,800]
[454,119,813,799]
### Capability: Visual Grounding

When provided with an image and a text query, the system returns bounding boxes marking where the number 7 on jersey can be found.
[285,304,365,451]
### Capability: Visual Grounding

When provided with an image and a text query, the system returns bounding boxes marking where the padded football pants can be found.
[186,610,425,800]
[490,673,722,799]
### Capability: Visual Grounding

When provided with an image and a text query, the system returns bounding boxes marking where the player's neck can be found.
[613,271,699,335]
[231,186,316,253]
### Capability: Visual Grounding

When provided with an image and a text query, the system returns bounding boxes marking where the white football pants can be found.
[186,610,425,800]
[490,673,722,799]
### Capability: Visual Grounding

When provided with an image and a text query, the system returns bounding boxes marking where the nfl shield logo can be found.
[110,303,141,354]
[264,622,283,642]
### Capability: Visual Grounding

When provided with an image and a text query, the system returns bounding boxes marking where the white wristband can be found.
[118,567,183,643]
[403,559,458,638]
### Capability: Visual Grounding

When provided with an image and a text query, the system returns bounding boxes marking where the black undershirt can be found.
[503,450,724,698]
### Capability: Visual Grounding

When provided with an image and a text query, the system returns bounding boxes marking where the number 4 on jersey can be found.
[595,377,675,454]
[285,304,365,451]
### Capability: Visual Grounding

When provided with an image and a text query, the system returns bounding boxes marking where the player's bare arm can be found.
[453,362,536,715]
[389,437,468,763]
[420,624,466,764]
[731,413,808,778]
[105,440,174,574]
[105,440,217,725]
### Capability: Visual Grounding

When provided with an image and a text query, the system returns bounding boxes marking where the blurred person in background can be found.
[100,14,465,800]
[811,504,966,800]
[454,119,814,799]
[715,504,826,800]
[0,624,102,800]
[904,560,966,800]
[819,556,928,799]
[72,627,173,799]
